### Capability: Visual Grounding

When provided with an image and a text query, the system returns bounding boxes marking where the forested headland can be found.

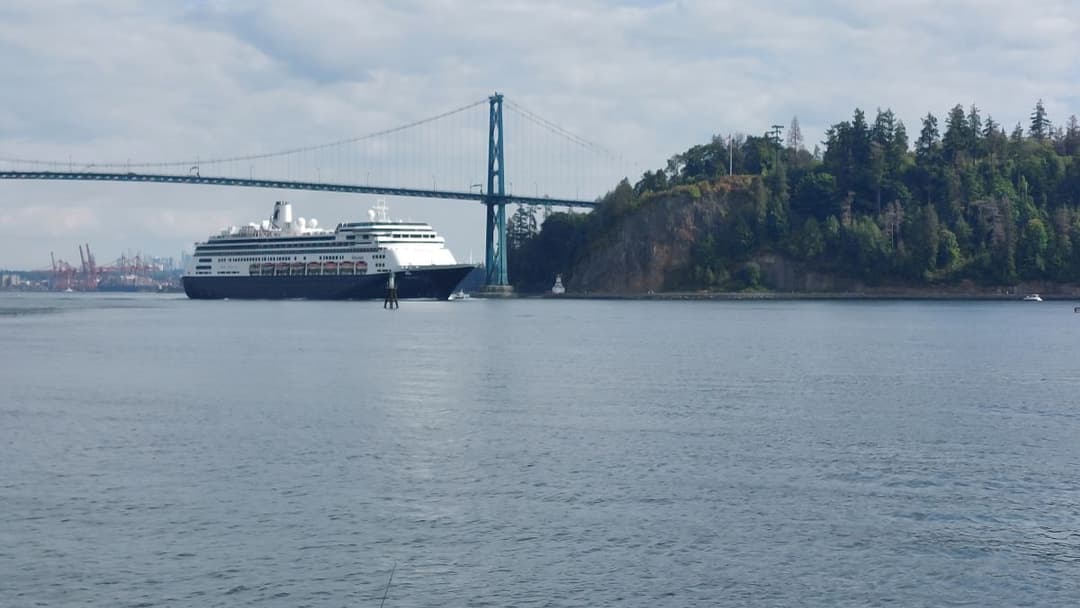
[507,100,1080,295]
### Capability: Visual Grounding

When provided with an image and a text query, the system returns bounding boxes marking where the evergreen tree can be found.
[967,104,983,157]
[942,104,968,164]
[907,204,941,276]
[967,105,982,140]
[983,115,1004,165]
[764,161,790,239]
[893,120,909,157]
[871,108,896,149]
[1030,99,1050,141]
[851,109,871,163]
[914,113,941,205]
[508,205,539,250]
[916,113,940,161]
[1010,123,1025,146]
[1064,115,1080,156]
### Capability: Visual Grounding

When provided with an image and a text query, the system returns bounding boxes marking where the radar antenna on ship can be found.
[372,199,391,223]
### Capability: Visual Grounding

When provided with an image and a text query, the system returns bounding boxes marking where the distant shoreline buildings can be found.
[0,250,189,292]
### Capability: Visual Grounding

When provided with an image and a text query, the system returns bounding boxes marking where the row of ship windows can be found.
[202,255,350,263]
[200,256,298,263]
[202,237,434,247]
[196,247,379,257]
[206,240,353,246]
[223,242,345,248]
[344,234,434,241]
[197,252,388,264]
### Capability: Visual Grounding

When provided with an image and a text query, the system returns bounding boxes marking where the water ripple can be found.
[2,296,1080,606]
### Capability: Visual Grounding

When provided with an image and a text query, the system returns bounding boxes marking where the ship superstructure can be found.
[182,200,475,300]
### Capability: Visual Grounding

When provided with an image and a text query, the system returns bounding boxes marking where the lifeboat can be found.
[307,261,322,275]
[248,263,259,275]
[340,261,355,274]
[356,260,368,274]
[274,262,289,275]
[290,262,305,275]
[323,261,338,275]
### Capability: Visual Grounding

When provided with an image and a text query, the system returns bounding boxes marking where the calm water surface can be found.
[2,293,1079,607]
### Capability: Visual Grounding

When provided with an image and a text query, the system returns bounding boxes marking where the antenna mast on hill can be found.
[729,134,734,176]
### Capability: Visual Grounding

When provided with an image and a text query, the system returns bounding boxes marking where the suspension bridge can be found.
[0,93,633,287]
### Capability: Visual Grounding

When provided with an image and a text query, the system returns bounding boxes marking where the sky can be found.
[1,0,1078,270]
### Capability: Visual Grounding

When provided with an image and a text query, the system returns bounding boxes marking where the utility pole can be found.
[728,133,734,176]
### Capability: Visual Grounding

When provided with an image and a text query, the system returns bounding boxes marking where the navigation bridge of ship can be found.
[0,94,632,288]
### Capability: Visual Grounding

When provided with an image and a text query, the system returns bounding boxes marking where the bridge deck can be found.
[0,171,598,208]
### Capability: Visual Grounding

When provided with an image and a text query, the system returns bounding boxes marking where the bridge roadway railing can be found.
[0,170,598,209]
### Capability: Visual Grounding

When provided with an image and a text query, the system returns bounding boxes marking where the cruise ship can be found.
[182,200,476,300]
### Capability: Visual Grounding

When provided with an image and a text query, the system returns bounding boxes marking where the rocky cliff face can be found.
[753,254,860,292]
[568,178,752,293]
[564,175,1080,296]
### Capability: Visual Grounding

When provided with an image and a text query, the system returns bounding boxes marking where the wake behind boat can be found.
[182,200,475,300]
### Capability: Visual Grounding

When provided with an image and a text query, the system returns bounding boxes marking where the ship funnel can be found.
[271,201,284,228]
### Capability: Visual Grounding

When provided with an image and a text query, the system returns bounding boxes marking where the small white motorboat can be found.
[1023,293,1043,302]
[551,274,566,295]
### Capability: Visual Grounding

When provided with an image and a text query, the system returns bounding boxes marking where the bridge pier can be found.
[483,198,509,287]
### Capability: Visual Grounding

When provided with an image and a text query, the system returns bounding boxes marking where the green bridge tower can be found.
[484,92,510,289]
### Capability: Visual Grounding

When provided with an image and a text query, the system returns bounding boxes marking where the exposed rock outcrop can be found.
[569,178,755,293]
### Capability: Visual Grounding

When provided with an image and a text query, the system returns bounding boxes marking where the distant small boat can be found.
[448,289,470,301]
[551,274,566,295]
[1023,293,1043,302]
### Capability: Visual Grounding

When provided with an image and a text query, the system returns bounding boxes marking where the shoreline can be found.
[521,290,1080,301]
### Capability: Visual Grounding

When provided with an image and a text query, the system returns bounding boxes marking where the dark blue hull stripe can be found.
[182,265,475,300]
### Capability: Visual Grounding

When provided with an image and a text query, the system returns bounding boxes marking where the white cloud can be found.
[1,0,1078,267]
[0,203,99,237]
